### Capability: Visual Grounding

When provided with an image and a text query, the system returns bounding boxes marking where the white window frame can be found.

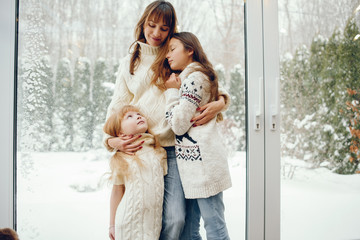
[263,0,281,239]
[0,0,16,229]
[245,0,280,239]
[0,0,281,238]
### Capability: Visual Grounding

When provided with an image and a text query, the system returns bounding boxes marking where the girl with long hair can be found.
[164,32,232,240]
[105,105,167,240]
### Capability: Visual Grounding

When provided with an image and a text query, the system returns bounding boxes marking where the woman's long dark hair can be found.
[130,1,177,79]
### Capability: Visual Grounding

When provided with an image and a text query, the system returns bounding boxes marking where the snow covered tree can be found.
[332,18,360,173]
[215,64,245,153]
[280,45,312,159]
[281,17,360,173]
[92,58,112,148]
[227,65,245,151]
[37,56,55,151]
[54,58,74,151]
[73,57,93,151]
[17,0,52,152]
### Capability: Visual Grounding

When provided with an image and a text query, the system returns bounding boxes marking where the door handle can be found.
[270,77,279,131]
[255,77,263,131]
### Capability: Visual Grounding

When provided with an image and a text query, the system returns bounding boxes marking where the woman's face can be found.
[166,38,193,71]
[120,111,148,135]
[144,18,170,47]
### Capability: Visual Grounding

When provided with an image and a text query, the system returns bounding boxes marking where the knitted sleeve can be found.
[164,72,209,136]
[218,84,231,111]
[103,58,134,149]
[105,58,134,119]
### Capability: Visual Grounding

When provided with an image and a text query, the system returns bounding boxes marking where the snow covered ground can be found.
[16,151,360,240]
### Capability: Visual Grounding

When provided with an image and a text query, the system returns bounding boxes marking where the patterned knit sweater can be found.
[112,134,167,240]
[164,62,232,199]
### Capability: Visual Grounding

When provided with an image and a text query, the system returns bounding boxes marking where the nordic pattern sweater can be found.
[164,62,232,199]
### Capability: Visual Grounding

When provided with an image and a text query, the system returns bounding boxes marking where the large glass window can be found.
[16,0,246,239]
[278,1,360,239]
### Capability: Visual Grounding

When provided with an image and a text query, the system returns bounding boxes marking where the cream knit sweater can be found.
[112,134,167,240]
[164,62,232,199]
[105,41,175,147]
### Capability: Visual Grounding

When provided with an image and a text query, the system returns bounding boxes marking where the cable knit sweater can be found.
[104,41,230,148]
[112,134,167,240]
[105,41,174,147]
[164,62,232,199]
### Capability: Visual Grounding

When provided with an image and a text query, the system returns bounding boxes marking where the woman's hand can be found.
[108,134,143,155]
[109,226,115,240]
[191,96,225,126]
[165,73,181,89]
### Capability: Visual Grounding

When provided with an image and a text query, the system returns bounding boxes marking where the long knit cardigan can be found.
[164,62,232,199]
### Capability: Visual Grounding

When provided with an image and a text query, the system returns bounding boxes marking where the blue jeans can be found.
[160,147,230,240]
[182,192,230,240]
[160,147,186,240]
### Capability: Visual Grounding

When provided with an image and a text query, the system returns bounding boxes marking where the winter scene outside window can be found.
[16,0,246,239]
[279,0,360,239]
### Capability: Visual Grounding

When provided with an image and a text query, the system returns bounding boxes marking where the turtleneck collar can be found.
[136,41,160,56]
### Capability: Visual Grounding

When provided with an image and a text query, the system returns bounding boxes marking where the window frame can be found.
[0,0,16,229]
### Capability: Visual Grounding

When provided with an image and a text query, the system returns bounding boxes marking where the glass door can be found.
[277,0,360,239]
[14,0,248,239]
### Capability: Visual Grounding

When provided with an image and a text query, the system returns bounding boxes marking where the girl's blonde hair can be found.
[130,0,178,88]
[103,105,147,180]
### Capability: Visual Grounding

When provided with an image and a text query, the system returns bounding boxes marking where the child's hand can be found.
[109,226,115,240]
[165,73,181,89]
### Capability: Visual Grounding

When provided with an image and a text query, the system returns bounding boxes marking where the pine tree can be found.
[37,56,55,151]
[92,58,111,148]
[228,64,246,151]
[303,35,328,164]
[54,58,74,151]
[280,45,312,159]
[73,57,92,151]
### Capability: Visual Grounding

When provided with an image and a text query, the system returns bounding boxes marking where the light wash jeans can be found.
[160,147,230,240]
[181,192,230,240]
[160,147,187,240]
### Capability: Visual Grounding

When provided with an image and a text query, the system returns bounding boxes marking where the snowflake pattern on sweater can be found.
[166,74,204,162]
[164,62,232,199]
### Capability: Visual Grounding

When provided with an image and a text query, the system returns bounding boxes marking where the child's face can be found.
[120,111,148,135]
[144,18,170,47]
[166,38,193,71]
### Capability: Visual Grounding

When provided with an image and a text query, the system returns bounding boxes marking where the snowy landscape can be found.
[16,151,360,240]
